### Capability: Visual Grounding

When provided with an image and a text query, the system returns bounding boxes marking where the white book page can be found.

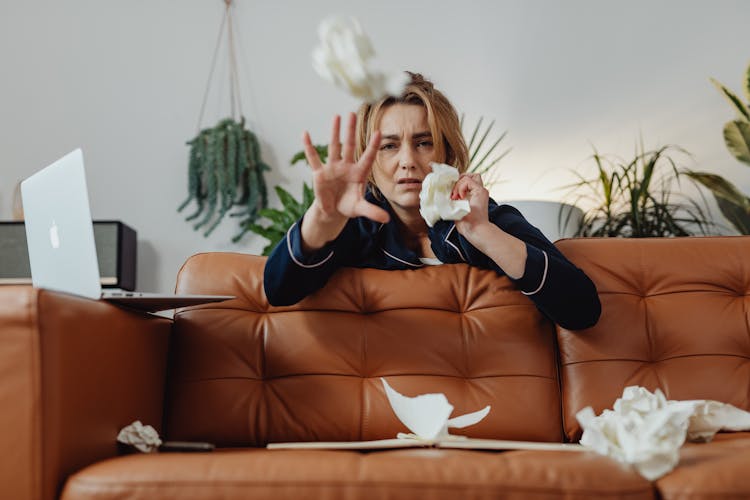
[267,438,425,450]
[436,438,584,452]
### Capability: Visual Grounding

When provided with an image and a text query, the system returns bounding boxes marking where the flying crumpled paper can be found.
[117,420,162,453]
[381,378,490,441]
[312,16,408,102]
[419,163,471,227]
[577,386,750,480]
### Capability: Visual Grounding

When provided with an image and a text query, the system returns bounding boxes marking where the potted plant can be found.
[566,144,714,237]
[179,117,270,239]
[685,61,750,234]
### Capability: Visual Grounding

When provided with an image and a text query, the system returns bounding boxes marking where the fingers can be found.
[356,199,390,224]
[452,173,484,200]
[302,131,323,171]
[329,115,341,161]
[342,112,357,163]
[355,130,381,179]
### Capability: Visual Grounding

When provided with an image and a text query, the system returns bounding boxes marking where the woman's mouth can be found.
[398,178,422,187]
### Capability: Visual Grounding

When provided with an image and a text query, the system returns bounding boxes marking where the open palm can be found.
[303,113,389,224]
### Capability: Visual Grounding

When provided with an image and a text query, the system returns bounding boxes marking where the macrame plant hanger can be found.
[179,0,269,240]
[196,0,242,130]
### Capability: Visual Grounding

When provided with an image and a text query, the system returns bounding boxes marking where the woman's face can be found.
[372,104,440,215]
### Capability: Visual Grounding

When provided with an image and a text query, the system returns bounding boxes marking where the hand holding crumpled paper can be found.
[381,378,490,441]
[577,386,750,480]
[419,163,471,227]
[117,420,162,453]
[312,16,408,102]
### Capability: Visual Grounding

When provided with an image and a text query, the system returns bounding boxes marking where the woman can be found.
[264,73,600,330]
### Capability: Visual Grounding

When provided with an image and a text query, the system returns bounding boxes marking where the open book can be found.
[267,378,583,452]
[267,435,583,451]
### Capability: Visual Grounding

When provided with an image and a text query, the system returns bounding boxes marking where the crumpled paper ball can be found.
[419,163,471,227]
[117,420,162,453]
[674,399,750,442]
[311,15,408,102]
[577,386,750,480]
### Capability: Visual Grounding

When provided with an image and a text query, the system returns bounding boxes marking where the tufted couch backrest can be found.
[555,237,750,441]
[166,253,563,446]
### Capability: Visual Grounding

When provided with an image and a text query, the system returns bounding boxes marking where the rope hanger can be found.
[196,0,243,133]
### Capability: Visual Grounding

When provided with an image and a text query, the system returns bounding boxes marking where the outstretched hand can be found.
[303,113,390,224]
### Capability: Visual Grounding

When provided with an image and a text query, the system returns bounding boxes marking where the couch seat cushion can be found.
[62,448,653,500]
[655,433,750,499]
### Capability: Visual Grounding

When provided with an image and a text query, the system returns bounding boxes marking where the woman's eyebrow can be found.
[380,131,432,141]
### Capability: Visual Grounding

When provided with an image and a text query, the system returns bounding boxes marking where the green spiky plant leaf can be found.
[460,114,511,185]
[179,117,270,240]
[246,145,327,255]
[565,144,714,237]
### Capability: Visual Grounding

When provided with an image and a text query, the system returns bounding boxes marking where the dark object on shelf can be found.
[0,220,136,290]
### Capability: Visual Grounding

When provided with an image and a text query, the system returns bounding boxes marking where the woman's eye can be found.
[379,143,397,151]
[417,141,433,148]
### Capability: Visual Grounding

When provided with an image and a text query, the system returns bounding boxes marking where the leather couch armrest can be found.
[0,287,171,500]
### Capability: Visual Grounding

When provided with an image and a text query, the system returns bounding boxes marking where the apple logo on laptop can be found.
[49,220,61,249]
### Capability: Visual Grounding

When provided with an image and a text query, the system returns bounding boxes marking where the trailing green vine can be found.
[178,1,271,241]
[179,116,269,239]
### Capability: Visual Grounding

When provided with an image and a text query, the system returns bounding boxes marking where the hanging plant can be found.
[179,117,269,238]
[178,0,269,240]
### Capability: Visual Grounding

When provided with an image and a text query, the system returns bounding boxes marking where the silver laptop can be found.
[21,148,234,312]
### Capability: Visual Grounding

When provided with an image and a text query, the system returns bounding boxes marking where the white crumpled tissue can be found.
[381,378,490,441]
[419,163,471,227]
[312,16,408,102]
[576,386,750,480]
[117,420,162,453]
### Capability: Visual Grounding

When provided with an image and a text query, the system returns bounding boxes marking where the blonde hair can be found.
[355,72,469,194]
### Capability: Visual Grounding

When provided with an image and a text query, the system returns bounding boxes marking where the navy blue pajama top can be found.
[263,192,601,330]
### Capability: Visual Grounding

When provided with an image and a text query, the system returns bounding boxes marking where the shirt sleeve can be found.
[263,215,356,306]
[459,204,601,330]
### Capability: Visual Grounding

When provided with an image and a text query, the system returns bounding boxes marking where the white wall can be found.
[1,0,749,292]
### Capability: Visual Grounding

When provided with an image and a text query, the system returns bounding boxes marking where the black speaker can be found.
[0,220,136,290]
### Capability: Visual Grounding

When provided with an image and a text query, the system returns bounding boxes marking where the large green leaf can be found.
[275,185,303,213]
[723,120,750,165]
[711,78,750,120]
[745,62,750,104]
[257,207,295,231]
[290,144,329,166]
[715,197,750,234]
[246,223,282,242]
[247,181,313,253]
[302,182,314,209]
[684,171,749,206]
[685,171,750,234]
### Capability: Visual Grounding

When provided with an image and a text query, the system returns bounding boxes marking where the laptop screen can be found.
[20,149,103,299]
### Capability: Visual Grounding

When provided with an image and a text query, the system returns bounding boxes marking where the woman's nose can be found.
[399,147,416,169]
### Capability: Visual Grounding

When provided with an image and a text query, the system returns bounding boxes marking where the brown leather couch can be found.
[2,236,749,499]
